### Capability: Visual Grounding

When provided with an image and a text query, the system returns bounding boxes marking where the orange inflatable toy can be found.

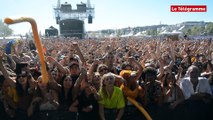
[120,70,152,120]
[4,17,49,83]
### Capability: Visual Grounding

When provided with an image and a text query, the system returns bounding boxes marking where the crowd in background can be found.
[0,37,213,120]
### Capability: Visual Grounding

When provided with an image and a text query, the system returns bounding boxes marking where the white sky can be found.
[0,0,212,35]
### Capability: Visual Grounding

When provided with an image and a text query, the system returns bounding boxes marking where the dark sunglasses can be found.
[18,74,28,78]
[99,68,108,72]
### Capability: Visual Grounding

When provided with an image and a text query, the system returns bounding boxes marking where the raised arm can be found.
[46,56,68,74]
[6,54,16,70]
[167,41,175,68]
[157,57,165,81]
[128,57,143,81]
[47,65,61,92]
[88,59,99,77]
[0,52,16,87]
[72,42,86,66]
[72,68,87,100]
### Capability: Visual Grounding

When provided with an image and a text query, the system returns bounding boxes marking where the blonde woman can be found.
[98,73,125,120]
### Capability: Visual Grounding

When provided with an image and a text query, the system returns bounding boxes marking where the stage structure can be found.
[54,0,95,39]
[45,26,58,37]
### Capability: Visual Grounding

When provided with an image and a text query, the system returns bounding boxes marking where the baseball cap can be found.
[68,61,79,68]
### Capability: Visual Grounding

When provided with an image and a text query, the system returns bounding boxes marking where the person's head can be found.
[61,75,73,89]
[16,70,28,85]
[163,72,176,87]
[69,61,80,76]
[97,64,109,76]
[92,72,101,90]
[15,69,31,97]
[143,67,157,83]
[68,55,81,75]
[188,65,200,79]
[121,62,133,70]
[100,73,115,89]
[83,83,93,96]
[51,69,59,80]
[198,54,206,63]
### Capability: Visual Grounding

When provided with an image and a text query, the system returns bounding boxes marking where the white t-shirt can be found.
[179,77,212,99]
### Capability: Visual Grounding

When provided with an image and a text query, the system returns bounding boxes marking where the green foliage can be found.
[182,24,213,36]
[191,26,202,36]
[147,29,157,36]
[0,19,13,37]
[183,28,192,35]
[205,22,213,35]
[116,29,122,37]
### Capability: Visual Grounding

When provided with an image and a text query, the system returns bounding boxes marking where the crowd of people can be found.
[0,37,213,120]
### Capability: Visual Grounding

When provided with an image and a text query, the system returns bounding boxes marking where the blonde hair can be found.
[100,73,115,98]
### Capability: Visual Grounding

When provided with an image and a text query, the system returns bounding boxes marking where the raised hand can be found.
[46,56,56,64]
[72,42,79,50]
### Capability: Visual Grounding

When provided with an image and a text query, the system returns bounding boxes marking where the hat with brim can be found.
[68,61,79,68]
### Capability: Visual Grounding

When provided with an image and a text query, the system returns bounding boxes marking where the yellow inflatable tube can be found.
[127,97,152,120]
[4,17,49,83]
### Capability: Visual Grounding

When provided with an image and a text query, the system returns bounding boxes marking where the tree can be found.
[116,29,122,37]
[191,26,201,36]
[205,22,213,36]
[0,19,13,37]
[147,29,157,36]
[182,28,192,35]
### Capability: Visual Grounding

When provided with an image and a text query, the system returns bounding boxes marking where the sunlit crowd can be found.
[0,37,213,120]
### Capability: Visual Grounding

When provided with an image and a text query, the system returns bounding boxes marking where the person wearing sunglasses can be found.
[97,64,109,76]
[0,55,36,120]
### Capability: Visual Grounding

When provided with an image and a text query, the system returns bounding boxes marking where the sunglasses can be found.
[18,74,27,78]
[99,68,108,72]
